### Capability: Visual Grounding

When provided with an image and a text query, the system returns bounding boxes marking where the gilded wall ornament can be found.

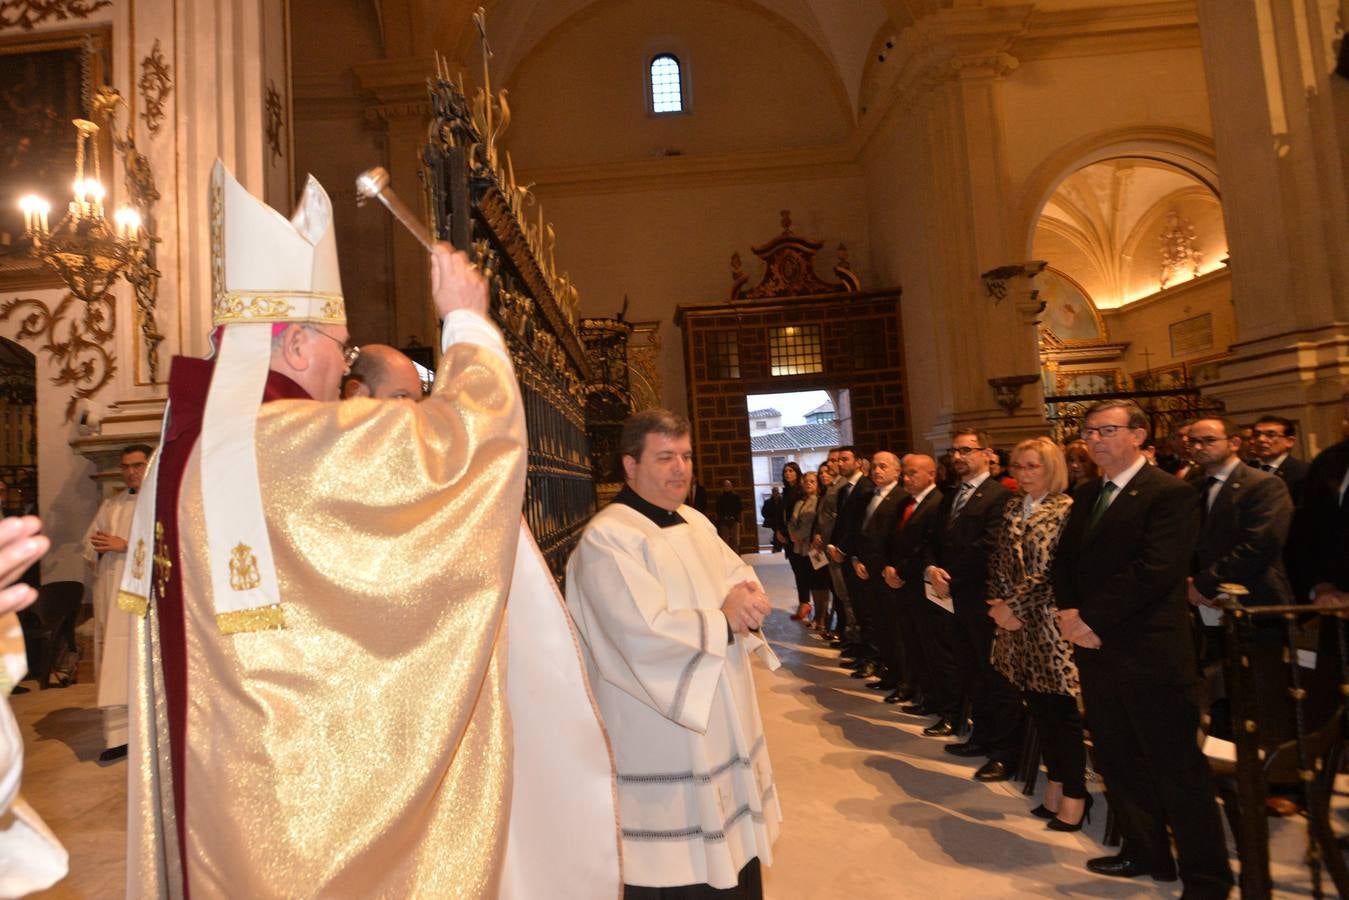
[137,38,171,135]
[0,291,116,420]
[265,80,284,166]
[0,0,109,30]
[1158,209,1202,290]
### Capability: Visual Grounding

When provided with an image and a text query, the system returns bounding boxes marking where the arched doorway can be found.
[1028,156,1233,451]
[0,337,37,515]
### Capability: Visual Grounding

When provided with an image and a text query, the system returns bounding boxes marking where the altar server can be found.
[81,444,151,761]
[566,408,782,898]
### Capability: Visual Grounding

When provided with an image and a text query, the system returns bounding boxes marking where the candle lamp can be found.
[15,87,165,383]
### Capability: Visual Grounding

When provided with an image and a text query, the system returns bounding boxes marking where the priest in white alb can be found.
[566,408,783,899]
[80,444,150,762]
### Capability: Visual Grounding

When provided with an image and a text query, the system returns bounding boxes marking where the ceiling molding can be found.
[519,142,862,197]
[1013,1,1200,61]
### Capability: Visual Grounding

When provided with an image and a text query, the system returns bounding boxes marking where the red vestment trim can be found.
[153,356,310,893]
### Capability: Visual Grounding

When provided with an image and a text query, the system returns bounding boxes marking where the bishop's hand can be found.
[430,242,488,319]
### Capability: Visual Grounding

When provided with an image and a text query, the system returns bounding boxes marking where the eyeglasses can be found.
[307,327,360,368]
[1252,428,1287,439]
[1185,435,1228,447]
[951,446,986,456]
[1081,425,1132,439]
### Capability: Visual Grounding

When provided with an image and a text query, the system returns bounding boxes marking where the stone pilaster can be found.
[1195,0,1349,454]
[355,57,441,351]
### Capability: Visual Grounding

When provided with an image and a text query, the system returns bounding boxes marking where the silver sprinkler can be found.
[354,167,437,253]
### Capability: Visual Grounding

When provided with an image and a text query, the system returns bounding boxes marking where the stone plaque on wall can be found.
[1169,313,1213,357]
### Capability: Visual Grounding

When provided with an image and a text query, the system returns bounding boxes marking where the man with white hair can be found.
[119,162,617,898]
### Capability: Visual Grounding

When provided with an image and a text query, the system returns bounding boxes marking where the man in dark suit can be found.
[1293,392,1349,605]
[1054,399,1232,897]
[927,429,1018,780]
[1186,417,1294,651]
[1248,415,1308,504]
[827,446,875,659]
[882,454,944,709]
[849,451,907,688]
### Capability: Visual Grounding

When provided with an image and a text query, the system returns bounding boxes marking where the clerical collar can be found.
[613,485,687,528]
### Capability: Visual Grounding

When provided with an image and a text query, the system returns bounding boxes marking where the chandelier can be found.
[18,116,146,306]
[13,86,165,383]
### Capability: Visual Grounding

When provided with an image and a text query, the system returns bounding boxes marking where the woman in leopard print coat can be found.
[987,437,1088,831]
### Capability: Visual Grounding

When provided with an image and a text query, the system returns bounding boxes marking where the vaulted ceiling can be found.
[478,0,890,116]
[1033,158,1228,309]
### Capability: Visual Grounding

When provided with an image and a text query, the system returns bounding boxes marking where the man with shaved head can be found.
[847,451,906,684]
[342,343,424,399]
[883,454,946,709]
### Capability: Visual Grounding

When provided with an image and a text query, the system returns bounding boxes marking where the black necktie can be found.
[1200,476,1219,521]
[837,481,852,510]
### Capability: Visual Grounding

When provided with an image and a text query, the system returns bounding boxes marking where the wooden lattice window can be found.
[768,325,823,376]
[846,319,888,371]
[706,330,740,379]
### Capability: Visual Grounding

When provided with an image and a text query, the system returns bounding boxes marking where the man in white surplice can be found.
[80,444,149,762]
[566,409,782,898]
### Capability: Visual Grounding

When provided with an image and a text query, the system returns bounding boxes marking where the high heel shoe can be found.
[1030,804,1056,820]
[1046,794,1093,832]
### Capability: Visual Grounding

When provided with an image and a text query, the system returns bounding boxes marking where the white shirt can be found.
[910,484,936,508]
[1099,454,1148,509]
[1203,455,1242,509]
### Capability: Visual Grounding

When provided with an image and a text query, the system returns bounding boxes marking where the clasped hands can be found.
[722,580,772,634]
[985,598,1023,631]
[1055,608,1102,649]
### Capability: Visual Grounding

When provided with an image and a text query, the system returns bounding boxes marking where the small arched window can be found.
[649,54,684,114]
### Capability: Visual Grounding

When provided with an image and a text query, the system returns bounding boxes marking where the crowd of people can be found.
[762,395,1349,900]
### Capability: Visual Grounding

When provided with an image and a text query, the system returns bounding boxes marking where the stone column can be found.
[1195,0,1349,454]
[355,57,440,351]
[884,6,1046,449]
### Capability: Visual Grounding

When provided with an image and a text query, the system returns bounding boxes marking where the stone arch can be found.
[1016,126,1220,259]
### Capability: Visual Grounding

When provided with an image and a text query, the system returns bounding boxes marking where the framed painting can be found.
[0,26,111,291]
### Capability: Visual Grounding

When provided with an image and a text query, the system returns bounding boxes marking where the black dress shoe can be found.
[1085,854,1178,882]
[865,677,899,691]
[98,744,128,763]
[842,655,866,669]
[974,759,1013,781]
[942,740,989,758]
[922,717,956,736]
[888,686,915,703]
[900,701,933,715]
[850,662,879,678]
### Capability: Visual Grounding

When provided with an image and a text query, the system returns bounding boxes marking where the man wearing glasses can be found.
[1053,399,1232,897]
[925,430,1018,778]
[81,444,152,762]
[1247,415,1308,503]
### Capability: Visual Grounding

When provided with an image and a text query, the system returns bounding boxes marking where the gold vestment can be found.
[127,335,615,898]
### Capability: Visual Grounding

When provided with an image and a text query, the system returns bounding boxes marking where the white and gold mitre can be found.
[212,159,345,326]
[118,162,348,633]
[202,161,345,632]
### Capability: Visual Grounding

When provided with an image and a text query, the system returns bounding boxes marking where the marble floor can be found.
[9,553,1339,898]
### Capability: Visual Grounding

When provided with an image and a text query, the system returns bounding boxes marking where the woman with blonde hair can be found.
[986,437,1090,831]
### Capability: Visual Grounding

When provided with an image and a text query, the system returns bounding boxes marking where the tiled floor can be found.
[9,553,1339,898]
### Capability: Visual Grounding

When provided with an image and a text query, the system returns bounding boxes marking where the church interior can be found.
[1,0,1347,896]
